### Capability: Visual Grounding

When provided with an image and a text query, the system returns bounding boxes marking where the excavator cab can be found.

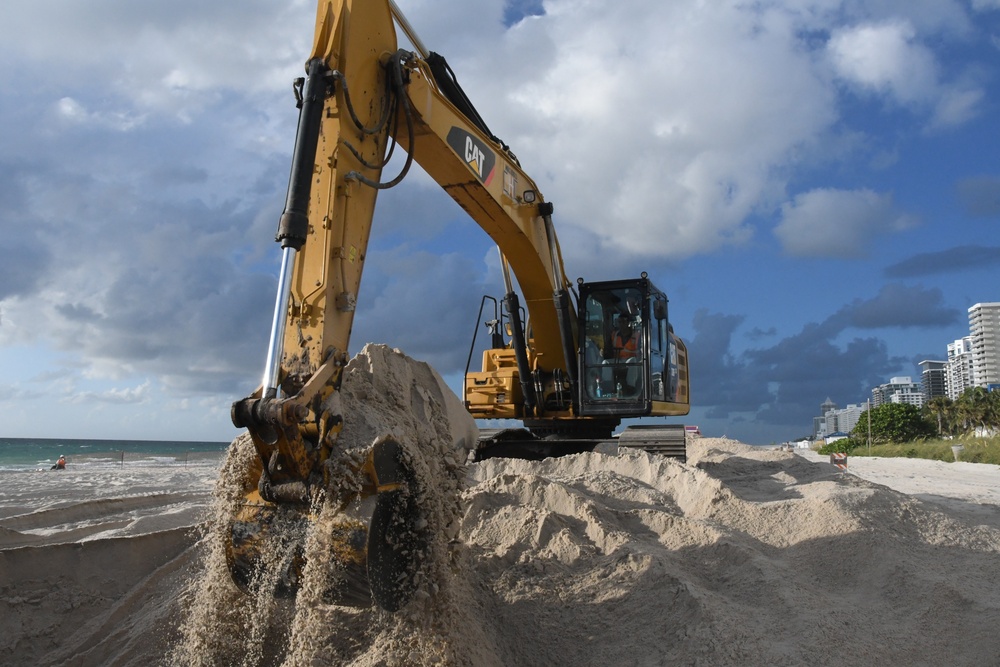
[576,276,689,418]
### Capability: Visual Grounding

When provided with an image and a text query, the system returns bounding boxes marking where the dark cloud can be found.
[838,284,959,329]
[746,326,777,340]
[687,310,768,417]
[691,308,902,428]
[885,245,1000,278]
[749,334,900,425]
[689,283,951,431]
[0,161,53,300]
[0,241,50,301]
[956,175,1000,217]
[55,303,102,323]
[351,248,495,374]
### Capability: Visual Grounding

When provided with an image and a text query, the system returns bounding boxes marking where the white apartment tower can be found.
[969,303,1000,388]
[871,376,924,408]
[946,337,976,400]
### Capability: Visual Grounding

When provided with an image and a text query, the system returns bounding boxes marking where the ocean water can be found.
[0,437,230,472]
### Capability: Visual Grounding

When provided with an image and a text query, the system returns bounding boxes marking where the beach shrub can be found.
[817,438,861,455]
[851,403,934,445]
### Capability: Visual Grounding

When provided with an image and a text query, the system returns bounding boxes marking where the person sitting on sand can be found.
[51,455,66,470]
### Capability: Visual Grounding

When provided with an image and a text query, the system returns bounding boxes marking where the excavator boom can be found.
[227,0,690,612]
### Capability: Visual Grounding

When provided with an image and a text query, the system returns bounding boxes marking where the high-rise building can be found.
[946,336,975,400]
[813,397,838,438]
[871,376,924,408]
[825,403,866,435]
[918,359,947,403]
[969,303,1000,388]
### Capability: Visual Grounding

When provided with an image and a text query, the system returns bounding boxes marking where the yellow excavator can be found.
[227,0,690,612]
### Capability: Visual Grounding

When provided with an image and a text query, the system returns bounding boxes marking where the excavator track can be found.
[475,425,687,462]
[616,424,688,462]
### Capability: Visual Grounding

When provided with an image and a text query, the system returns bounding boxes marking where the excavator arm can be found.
[227,0,689,612]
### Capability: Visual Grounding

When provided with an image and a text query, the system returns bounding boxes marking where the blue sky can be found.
[1,0,999,444]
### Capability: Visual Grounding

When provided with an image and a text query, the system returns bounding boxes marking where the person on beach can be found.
[51,455,66,470]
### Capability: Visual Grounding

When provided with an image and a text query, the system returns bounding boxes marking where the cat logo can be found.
[446,127,496,186]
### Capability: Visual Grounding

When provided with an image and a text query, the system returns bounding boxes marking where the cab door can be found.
[576,279,652,417]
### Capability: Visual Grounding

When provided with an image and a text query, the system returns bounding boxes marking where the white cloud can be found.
[930,86,984,129]
[63,380,151,405]
[826,19,985,128]
[774,188,915,258]
[55,96,145,131]
[0,0,312,120]
[827,20,939,103]
[454,1,839,260]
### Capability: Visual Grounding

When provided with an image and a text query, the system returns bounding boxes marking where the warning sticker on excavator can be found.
[447,127,496,186]
[503,165,516,200]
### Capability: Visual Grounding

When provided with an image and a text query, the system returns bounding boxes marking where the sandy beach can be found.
[0,461,219,666]
[3,432,1000,666]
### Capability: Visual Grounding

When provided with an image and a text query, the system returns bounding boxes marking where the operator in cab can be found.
[612,313,640,360]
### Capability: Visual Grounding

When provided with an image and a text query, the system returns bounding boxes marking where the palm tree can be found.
[957,387,990,435]
[986,389,1000,435]
[926,396,952,436]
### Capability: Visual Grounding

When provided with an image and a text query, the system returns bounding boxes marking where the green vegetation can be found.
[816,388,1000,463]
[853,437,1000,464]
[855,402,934,444]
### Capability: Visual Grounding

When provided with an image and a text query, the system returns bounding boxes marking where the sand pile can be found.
[173,344,481,666]
[5,345,1000,665]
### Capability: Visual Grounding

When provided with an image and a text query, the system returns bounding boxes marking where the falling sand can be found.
[5,344,1000,665]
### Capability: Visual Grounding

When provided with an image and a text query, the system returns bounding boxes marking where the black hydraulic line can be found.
[425,52,494,144]
[540,203,579,397]
[463,295,500,403]
[425,51,519,166]
[503,291,537,414]
[553,289,578,387]
[275,58,330,251]
[346,51,416,190]
[329,67,394,136]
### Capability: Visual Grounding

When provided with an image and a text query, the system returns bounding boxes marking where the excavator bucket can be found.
[224,437,428,612]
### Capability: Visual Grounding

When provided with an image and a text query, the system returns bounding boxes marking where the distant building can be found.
[872,376,924,408]
[825,431,849,445]
[969,303,1000,388]
[829,403,866,435]
[814,400,867,439]
[814,397,837,439]
[946,336,976,400]
[918,359,947,403]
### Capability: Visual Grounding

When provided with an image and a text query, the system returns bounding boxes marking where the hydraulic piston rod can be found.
[259,58,331,397]
[261,246,297,398]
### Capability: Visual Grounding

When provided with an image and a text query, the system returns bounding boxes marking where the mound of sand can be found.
[5,345,1000,666]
